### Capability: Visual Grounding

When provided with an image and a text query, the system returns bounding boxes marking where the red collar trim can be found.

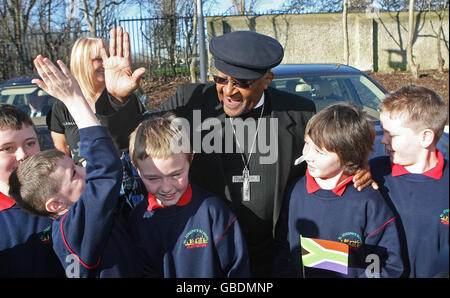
[306,170,354,197]
[147,184,192,211]
[0,192,16,211]
[391,150,444,179]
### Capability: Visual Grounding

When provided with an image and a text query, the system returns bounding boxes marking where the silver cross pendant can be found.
[232,167,260,201]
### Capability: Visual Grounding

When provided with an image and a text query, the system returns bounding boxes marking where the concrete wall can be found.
[206,11,449,72]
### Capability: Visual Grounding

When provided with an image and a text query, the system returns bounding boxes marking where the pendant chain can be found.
[229,103,265,170]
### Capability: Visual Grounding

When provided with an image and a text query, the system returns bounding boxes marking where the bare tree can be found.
[343,0,349,65]
[424,0,448,73]
[137,0,197,79]
[37,0,76,63]
[231,0,260,14]
[407,0,419,78]
[282,0,342,13]
[231,0,245,14]
[281,0,435,14]
[80,0,125,37]
[97,2,126,38]
[0,0,38,75]
[187,0,198,82]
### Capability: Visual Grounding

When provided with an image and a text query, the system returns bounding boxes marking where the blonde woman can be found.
[49,27,146,165]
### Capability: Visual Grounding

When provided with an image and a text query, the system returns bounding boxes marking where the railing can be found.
[0,16,195,82]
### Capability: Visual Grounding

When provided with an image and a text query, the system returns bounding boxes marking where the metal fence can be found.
[0,30,100,81]
[0,15,196,82]
[118,16,196,80]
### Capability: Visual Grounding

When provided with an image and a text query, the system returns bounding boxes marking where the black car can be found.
[270,64,449,159]
[1,75,149,151]
[1,76,56,150]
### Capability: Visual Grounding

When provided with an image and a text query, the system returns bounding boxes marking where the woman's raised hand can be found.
[100,26,146,102]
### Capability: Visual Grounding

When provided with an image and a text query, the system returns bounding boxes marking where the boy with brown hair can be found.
[370,85,449,277]
[128,113,250,277]
[274,102,403,278]
[8,55,138,277]
[0,104,64,277]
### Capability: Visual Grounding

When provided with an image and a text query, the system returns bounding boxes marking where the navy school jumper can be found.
[52,126,139,277]
[274,171,404,278]
[0,193,65,277]
[129,183,251,277]
[370,153,449,277]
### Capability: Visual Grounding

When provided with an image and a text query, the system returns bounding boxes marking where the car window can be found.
[12,94,26,106]
[272,74,385,119]
[0,78,56,150]
[349,76,385,118]
[1,94,10,103]
[0,85,57,121]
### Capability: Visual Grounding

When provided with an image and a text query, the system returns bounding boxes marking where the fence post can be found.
[197,0,207,83]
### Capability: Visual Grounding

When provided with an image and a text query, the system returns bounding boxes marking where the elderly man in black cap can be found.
[98,28,375,277]
[152,31,316,277]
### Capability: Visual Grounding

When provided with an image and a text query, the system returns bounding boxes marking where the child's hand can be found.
[32,55,99,129]
[31,55,84,105]
[100,26,146,102]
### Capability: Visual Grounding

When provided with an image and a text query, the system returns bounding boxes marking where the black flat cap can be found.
[209,31,284,79]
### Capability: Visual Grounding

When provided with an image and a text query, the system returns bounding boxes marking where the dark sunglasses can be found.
[213,75,253,89]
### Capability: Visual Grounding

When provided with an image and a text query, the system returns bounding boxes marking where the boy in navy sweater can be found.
[0,104,65,277]
[8,55,138,277]
[128,113,250,277]
[370,85,448,278]
[274,103,403,278]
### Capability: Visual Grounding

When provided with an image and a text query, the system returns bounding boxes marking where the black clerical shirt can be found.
[221,99,277,277]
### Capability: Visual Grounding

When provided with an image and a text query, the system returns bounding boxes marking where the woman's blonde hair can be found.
[70,37,103,101]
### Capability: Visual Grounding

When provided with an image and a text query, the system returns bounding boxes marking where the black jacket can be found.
[152,83,315,234]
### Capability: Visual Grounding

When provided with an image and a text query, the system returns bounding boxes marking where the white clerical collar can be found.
[253,93,265,109]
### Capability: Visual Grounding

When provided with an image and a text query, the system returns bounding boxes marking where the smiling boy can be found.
[8,56,138,277]
[370,85,449,277]
[0,106,40,194]
[128,113,250,277]
[0,104,64,277]
[274,103,403,278]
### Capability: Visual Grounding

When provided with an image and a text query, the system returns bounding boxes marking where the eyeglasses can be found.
[213,75,253,89]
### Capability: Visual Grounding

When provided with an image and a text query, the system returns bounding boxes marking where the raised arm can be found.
[31,56,99,129]
[99,26,146,102]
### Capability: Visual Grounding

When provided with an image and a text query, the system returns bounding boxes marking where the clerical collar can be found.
[146,184,192,211]
[305,170,355,197]
[237,93,267,120]
[391,149,444,179]
[253,93,265,109]
[0,191,15,211]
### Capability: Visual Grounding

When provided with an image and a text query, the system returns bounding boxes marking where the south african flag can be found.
[300,236,349,275]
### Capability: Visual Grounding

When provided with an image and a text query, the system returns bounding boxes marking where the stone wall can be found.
[206,11,449,72]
